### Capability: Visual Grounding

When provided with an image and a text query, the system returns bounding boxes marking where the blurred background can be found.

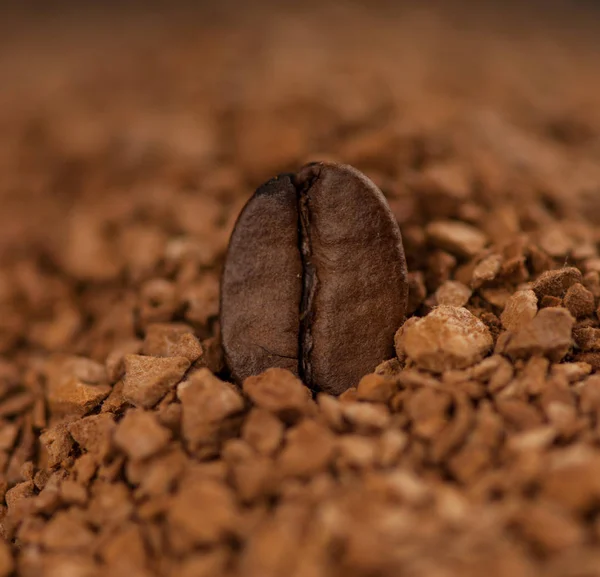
[1,0,600,257]
[1,0,600,356]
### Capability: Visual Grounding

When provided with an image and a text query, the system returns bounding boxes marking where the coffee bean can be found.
[220,162,408,395]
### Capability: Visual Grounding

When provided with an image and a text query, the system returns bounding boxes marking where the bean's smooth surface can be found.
[220,162,408,394]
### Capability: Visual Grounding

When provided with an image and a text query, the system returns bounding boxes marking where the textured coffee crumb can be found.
[242,368,311,421]
[426,220,488,258]
[502,307,574,361]
[356,373,397,403]
[435,281,472,307]
[123,354,190,409]
[114,409,171,461]
[179,368,244,456]
[531,267,583,299]
[573,326,600,351]
[500,289,538,332]
[341,400,391,433]
[563,283,595,318]
[471,254,503,288]
[278,419,335,478]
[168,477,238,546]
[142,323,204,363]
[540,295,563,308]
[105,340,143,383]
[67,414,115,461]
[400,306,493,372]
[241,408,284,456]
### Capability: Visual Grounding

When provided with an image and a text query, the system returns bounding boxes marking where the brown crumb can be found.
[59,479,88,506]
[531,267,583,299]
[336,435,376,470]
[563,282,595,318]
[40,425,74,469]
[540,295,563,308]
[101,523,149,572]
[178,368,244,456]
[512,502,585,554]
[341,401,391,433]
[500,290,538,332]
[67,413,116,461]
[406,387,451,440]
[123,354,190,408]
[168,477,238,545]
[241,408,284,456]
[40,510,95,552]
[356,373,397,403]
[426,220,488,258]
[0,540,13,577]
[399,306,493,372]
[105,340,143,383]
[502,307,574,362]
[45,356,111,418]
[278,419,335,478]
[574,326,600,351]
[142,323,203,363]
[435,281,472,307]
[471,254,503,288]
[243,368,311,421]
[114,409,171,461]
[541,447,600,513]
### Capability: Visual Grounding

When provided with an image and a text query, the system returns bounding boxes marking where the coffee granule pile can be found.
[2,2,600,576]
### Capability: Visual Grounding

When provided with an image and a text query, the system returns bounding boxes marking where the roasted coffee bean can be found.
[220,162,408,395]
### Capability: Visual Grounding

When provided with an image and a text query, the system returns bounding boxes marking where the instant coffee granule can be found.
[2,2,600,576]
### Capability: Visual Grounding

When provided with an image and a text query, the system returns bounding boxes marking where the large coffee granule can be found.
[2,2,600,577]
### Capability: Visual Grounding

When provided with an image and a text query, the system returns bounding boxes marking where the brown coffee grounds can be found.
[563,283,596,319]
[114,410,171,462]
[501,307,575,362]
[179,368,245,458]
[426,220,489,258]
[243,369,312,422]
[500,289,538,331]
[3,2,600,576]
[122,355,190,409]
[531,268,583,299]
[399,306,493,372]
[142,324,204,363]
[435,280,473,307]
